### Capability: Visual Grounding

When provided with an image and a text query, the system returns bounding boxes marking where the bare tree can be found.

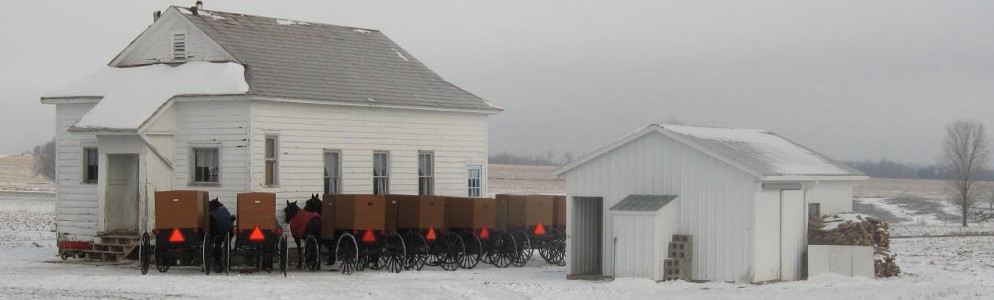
[940,120,991,227]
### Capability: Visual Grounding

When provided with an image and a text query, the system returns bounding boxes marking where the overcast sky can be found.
[2,0,993,164]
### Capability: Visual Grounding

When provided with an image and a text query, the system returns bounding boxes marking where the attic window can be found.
[172,31,188,61]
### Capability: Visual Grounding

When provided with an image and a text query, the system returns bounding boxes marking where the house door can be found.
[105,154,139,233]
[779,189,805,281]
[569,196,603,277]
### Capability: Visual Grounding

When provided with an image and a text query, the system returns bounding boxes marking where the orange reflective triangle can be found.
[425,227,437,241]
[362,230,376,243]
[249,226,265,241]
[534,222,546,236]
[479,227,490,239]
[168,228,186,243]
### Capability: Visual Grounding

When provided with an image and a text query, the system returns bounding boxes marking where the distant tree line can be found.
[33,138,56,180]
[489,150,575,166]
[841,158,994,181]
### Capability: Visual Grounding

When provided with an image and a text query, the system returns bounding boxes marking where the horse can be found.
[304,194,322,214]
[283,200,321,269]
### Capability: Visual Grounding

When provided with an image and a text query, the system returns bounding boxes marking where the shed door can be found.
[780,189,805,281]
[613,214,655,279]
[570,197,603,277]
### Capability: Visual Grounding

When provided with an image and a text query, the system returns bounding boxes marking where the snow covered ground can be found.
[3,190,994,298]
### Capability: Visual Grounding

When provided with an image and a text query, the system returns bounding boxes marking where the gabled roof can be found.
[555,124,866,181]
[175,7,501,112]
[609,195,677,212]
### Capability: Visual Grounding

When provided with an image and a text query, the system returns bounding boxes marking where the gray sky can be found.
[2,0,993,164]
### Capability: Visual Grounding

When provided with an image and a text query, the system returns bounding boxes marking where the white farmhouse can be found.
[554,124,866,283]
[41,5,501,256]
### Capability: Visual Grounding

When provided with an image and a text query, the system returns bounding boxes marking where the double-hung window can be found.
[83,148,98,184]
[418,151,434,195]
[264,136,278,186]
[467,165,482,197]
[193,148,219,184]
[373,151,389,195]
[324,151,341,194]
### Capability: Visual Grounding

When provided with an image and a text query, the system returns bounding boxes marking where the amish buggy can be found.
[446,197,519,269]
[139,190,214,275]
[284,194,407,275]
[212,192,289,276]
[496,194,567,267]
[389,195,464,271]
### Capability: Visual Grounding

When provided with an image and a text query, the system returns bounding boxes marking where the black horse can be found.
[284,200,321,269]
[304,193,322,214]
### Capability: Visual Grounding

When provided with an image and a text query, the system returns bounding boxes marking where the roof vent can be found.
[196,1,203,10]
[153,11,161,21]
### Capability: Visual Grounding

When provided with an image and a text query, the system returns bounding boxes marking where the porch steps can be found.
[88,233,141,262]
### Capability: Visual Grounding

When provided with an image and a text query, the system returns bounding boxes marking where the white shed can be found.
[609,195,679,281]
[554,124,866,283]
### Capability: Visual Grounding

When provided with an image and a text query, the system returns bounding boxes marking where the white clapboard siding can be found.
[248,101,489,202]
[563,131,757,282]
[55,102,100,240]
[169,100,250,208]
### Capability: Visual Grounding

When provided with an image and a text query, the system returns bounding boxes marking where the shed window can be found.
[419,151,434,195]
[808,203,821,219]
[193,148,219,183]
[467,165,482,197]
[373,151,389,195]
[172,31,187,61]
[264,136,278,186]
[83,148,98,184]
[324,150,341,194]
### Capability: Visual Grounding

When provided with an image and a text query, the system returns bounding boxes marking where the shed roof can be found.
[609,195,677,212]
[177,7,501,112]
[556,124,866,181]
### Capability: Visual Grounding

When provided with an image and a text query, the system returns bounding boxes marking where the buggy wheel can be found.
[336,233,359,275]
[279,235,288,277]
[211,234,228,274]
[202,234,212,275]
[402,231,427,271]
[382,232,406,274]
[489,231,516,268]
[61,252,69,260]
[458,232,482,269]
[511,231,531,267]
[304,235,321,271]
[436,233,464,271]
[223,233,231,275]
[139,233,151,275]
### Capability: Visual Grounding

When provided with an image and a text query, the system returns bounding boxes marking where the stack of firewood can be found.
[808,213,900,278]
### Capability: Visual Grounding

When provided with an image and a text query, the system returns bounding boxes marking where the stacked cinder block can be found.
[663,234,692,281]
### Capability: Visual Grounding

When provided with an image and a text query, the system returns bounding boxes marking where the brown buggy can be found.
[212,193,289,276]
[447,196,519,268]
[390,195,465,271]
[497,194,566,266]
[310,194,406,275]
[139,190,213,275]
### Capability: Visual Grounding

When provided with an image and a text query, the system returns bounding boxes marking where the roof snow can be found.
[660,124,860,177]
[276,19,310,25]
[391,48,410,62]
[47,62,248,131]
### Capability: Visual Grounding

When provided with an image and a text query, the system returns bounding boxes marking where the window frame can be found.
[264,135,279,187]
[373,151,390,195]
[191,147,220,185]
[808,203,821,220]
[82,147,98,184]
[467,164,482,198]
[324,150,342,195]
[418,151,434,195]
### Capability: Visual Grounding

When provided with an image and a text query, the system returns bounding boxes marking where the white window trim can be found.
[82,147,98,184]
[418,151,434,196]
[324,150,342,194]
[467,164,482,198]
[373,151,390,195]
[264,135,279,187]
[191,147,220,185]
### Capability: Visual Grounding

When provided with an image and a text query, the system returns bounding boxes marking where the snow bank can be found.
[821,212,876,231]
[46,62,248,131]
[662,124,852,176]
